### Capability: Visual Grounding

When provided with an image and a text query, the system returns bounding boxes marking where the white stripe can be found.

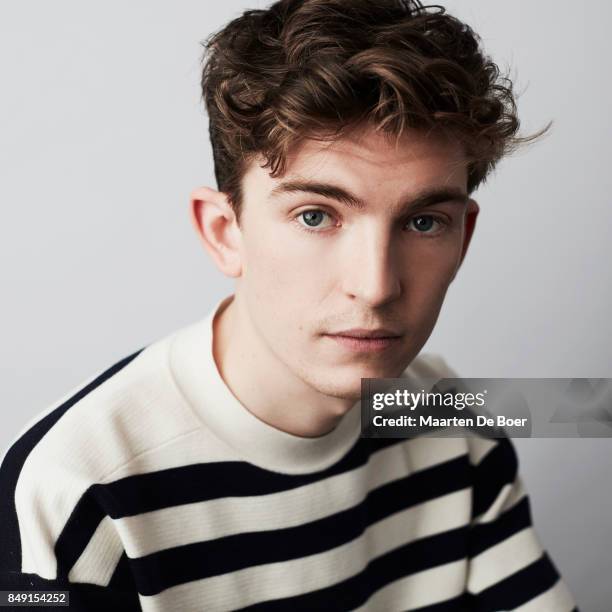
[116,436,469,557]
[353,559,467,612]
[468,527,544,594]
[138,487,472,612]
[513,577,576,612]
[68,515,124,585]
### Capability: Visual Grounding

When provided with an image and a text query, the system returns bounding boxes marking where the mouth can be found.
[322,333,402,353]
[326,328,401,339]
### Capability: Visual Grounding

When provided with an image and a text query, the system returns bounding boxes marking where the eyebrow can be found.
[269,180,470,213]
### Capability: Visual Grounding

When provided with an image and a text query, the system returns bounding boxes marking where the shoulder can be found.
[2,331,201,482]
[0,332,199,536]
[3,340,153,486]
[1,346,142,497]
[0,332,199,578]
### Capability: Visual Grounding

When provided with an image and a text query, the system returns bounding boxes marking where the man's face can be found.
[235,124,478,401]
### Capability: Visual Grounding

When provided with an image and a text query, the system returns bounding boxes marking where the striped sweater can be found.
[0,294,578,611]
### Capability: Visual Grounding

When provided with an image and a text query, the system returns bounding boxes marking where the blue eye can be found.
[295,209,334,232]
[408,215,441,233]
[301,210,327,227]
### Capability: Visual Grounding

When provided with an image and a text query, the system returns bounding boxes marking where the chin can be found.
[308,376,365,403]
[351,362,404,380]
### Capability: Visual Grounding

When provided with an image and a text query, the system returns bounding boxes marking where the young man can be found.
[0,1,578,610]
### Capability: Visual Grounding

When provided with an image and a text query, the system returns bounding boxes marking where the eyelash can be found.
[292,209,450,237]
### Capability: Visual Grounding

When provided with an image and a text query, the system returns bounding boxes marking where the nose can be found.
[341,225,402,308]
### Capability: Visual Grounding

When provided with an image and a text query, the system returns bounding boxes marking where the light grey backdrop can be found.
[1,1,610,609]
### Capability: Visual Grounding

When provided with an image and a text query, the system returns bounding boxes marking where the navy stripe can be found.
[408,594,472,612]
[0,348,145,574]
[469,552,561,610]
[109,551,141,594]
[129,455,471,595]
[55,486,107,579]
[471,436,518,519]
[237,525,469,611]
[469,495,533,558]
[98,437,412,518]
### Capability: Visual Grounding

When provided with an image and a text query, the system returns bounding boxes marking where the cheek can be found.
[404,240,462,306]
[242,223,288,279]
[240,230,320,340]
[243,223,328,298]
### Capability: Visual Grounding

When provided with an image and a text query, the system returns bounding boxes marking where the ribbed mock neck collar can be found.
[167,294,363,475]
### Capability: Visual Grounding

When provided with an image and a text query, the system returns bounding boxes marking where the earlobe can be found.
[189,186,242,278]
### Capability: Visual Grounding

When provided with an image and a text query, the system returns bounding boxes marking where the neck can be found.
[213,293,357,438]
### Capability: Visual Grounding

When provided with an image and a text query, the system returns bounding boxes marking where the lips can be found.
[327,328,401,339]
[323,333,401,353]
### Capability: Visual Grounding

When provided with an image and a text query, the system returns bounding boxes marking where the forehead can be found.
[244,124,468,194]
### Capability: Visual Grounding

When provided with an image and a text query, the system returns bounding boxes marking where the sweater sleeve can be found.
[465,436,578,612]
[0,437,143,612]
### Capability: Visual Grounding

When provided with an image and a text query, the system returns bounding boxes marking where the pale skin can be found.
[190,124,479,438]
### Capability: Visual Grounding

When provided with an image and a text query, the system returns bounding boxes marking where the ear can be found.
[453,198,480,279]
[190,186,242,278]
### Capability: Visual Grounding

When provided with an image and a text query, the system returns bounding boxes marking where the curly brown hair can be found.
[200,0,550,224]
